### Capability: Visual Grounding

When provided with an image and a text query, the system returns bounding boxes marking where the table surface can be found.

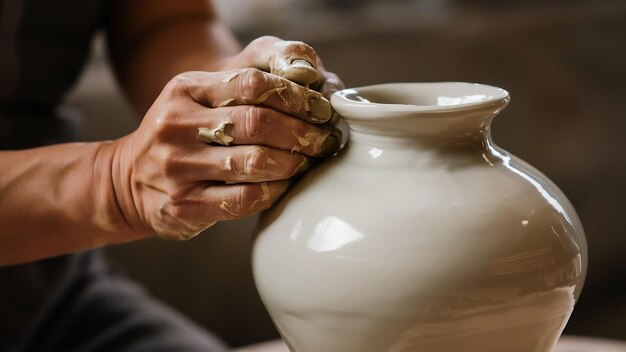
[235,336,626,352]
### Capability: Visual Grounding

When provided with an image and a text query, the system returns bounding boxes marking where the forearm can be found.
[0,142,144,266]
[108,0,240,115]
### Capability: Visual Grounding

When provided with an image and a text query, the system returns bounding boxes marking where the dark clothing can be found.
[0,1,226,350]
[2,252,226,352]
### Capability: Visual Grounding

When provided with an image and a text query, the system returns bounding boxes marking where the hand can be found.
[219,36,344,106]
[108,37,343,241]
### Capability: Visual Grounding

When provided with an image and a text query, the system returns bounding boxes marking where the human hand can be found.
[108,37,343,241]
[218,36,344,111]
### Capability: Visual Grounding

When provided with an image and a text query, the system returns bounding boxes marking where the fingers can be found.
[245,36,345,100]
[177,145,310,183]
[170,181,289,224]
[316,70,345,100]
[269,41,320,86]
[167,69,332,123]
[155,180,289,240]
[236,36,321,86]
[191,106,341,156]
[211,180,289,220]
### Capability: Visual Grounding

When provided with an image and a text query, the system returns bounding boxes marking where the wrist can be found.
[92,138,151,242]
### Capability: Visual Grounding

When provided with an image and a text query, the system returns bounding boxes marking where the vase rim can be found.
[331,82,510,120]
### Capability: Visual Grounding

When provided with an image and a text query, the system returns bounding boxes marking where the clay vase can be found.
[252,83,587,352]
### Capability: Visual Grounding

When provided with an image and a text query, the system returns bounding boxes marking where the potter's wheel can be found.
[235,336,626,352]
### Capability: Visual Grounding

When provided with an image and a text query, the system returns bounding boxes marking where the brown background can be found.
[64,0,626,347]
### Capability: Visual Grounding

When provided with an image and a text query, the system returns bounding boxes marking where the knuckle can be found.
[169,201,186,221]
[284,40,317,58]
[164,72,192,97]
[254,35,281,46]
[160,148,183,177]
[292,40,313,51]
[167,187,193,218]
[154,108,182,139]
[243,147,267,176]
[240,68,269,99]
[236,184,263,210]
[243,106,270,139]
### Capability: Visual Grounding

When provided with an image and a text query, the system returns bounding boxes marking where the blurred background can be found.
[63,0,626,348]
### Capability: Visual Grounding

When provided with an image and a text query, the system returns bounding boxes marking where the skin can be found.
[0,0,343,266]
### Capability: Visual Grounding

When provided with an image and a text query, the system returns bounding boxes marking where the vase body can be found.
[252,83,586,352]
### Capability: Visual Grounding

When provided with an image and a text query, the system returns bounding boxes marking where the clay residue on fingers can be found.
[273,58,317,86]
[156,202,217,241]
[291,130,331,154]
[91,211,116,233]
[244,86,286,105]
[224,156,233,171]
[198,118,234,146]
[220,200,241,217]
[276,85,331,123]
[172,220,217,241]
[260,181,271,201]
[217,98,235,107]
[220,182,274,218]
[236,147,275,181]
[290,156,309,177]
[290,146,302,155]
[222,71,240,83]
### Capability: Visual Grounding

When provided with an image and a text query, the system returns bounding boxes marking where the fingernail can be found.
[308,96,332,123]
[321,130,342,155]
[285,59,318,84]
[290,59,313,69]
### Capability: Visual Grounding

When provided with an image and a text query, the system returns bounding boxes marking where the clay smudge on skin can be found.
[239,147,273,180]
[220,182,273,217]
[220,200,242,217]
[198,119,234,146]
[292,131,311,147]
[222,71,240,84]
[291,130,331,154]
[174,221,217,241]
[290,156,309,177]
[261,182,271,201]
[224,156,233,171]
[275,84,331,123]
[91,212,116,233]
[290,146,302,155]
[249,182,271,209]
[155,201,217,240]
[217,98,235,107]
[244,87,286,105]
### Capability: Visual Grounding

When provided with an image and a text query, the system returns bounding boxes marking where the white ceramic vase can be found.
[252,83,587,352]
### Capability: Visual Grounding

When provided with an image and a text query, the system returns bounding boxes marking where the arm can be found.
[107,0,240,115]
[0,142,138,266]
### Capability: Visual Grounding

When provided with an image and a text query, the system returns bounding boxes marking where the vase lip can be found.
[331,82,510,120]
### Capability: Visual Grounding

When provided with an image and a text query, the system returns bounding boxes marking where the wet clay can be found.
[224,156,233,171]
[220,182,271,217]
[172,220,216,241]
[292,130,332,154]
[220,66,331,122]
[198,119,234,146]
[290,156,309,177]
[156,202,217,241]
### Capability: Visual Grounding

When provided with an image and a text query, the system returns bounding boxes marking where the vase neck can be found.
[332,82,509,148]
